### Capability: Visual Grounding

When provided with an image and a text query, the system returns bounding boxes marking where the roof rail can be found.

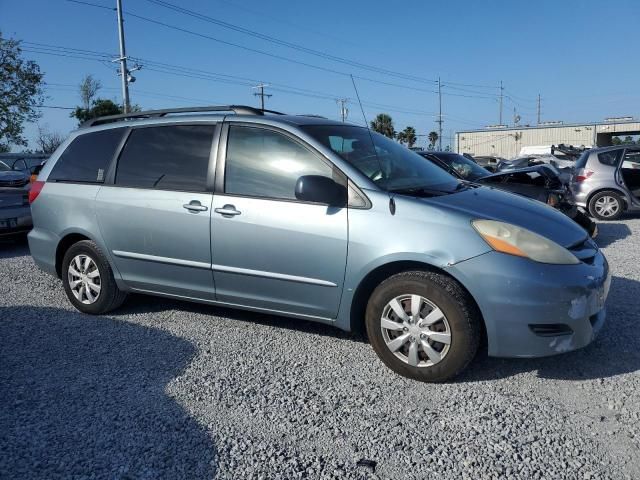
[80,105,284,128]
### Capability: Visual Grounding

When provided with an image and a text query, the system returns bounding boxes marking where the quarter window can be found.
[597,149,623,167]
[49,128,126,183]
[225,126,335,200]
[116,125,215,191]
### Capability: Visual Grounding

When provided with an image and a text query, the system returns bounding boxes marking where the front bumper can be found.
[448,249,610,358]
[0,205,32,237]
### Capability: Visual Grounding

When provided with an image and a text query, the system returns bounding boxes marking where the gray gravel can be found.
[1,215,639,479]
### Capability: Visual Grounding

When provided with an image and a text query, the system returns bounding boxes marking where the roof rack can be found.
[80,105,285,128]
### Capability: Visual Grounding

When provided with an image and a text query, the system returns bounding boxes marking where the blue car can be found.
[28,106,610,382]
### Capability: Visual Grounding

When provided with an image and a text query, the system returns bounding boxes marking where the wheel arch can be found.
[348,260,487,347]
[586,187,629,211]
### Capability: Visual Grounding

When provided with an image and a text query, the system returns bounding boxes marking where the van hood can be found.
[425,185,588,248]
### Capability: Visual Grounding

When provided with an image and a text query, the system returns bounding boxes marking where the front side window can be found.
[225,126,335,200]
[302,125,460,193]
[431,153,489,181]
[49,128,125,183]
[116,125,215,191]
[598,149,623,167]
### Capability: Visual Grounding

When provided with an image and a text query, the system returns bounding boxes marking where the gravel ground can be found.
[1,216,639,479]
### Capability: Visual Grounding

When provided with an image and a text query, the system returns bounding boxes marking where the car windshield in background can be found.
[302,125,461,193]
[0,161,11,172]
[432,153,490,181]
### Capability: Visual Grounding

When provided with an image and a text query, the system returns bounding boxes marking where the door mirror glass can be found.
[295,175,347,206]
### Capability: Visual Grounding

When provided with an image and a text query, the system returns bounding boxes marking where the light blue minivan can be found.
[28,106,611,382]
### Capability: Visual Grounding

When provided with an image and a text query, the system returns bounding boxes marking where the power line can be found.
[143,0,440,85]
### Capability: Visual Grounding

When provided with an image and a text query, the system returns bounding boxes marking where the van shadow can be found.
[459,275,640,382]
[595,222,632,248]
[0,235,30,259]
[119,293,368,344]
[0,306,217,479]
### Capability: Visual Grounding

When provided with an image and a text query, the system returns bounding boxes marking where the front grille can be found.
[529,324,573,337]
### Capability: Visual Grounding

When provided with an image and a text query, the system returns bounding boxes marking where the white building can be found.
[455,118,640,159]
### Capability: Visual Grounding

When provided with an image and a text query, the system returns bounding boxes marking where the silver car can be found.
[571,145,640,220]
[28,106,610,382]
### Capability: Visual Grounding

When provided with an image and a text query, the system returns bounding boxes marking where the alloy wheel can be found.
[380,294,451,367]
[68,254,102,305]
[594,195,620,218]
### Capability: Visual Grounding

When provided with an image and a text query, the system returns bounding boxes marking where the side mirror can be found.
[295,175,347,207]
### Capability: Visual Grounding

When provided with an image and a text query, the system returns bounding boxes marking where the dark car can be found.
[0,160,32,237]
[418,152,597,237]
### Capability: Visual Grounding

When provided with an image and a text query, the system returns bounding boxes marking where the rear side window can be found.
[49,128,125,183]
[116,125,215,192]
[597,149,623,167]
[225,126,334,200]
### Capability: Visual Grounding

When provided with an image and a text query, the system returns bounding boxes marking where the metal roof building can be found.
[455,118,640,159]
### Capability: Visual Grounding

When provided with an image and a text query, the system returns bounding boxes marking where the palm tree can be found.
[428,131,439,149]
[370,113,395,139]
[398,126,417,148]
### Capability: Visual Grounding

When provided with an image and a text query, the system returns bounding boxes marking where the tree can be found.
[623,135,634,145]
[370,113,395,138]
[397,126,417,148]
[79,74,102,110]
[36,125,65,154]
[71,98,123,125]
[428,131,439,149]
[612,136,622,146]
[0,32,45,151]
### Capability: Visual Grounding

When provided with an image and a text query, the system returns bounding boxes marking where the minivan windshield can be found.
[302,125,462,193]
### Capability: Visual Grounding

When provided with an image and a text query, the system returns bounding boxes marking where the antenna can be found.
[350,75,393,210]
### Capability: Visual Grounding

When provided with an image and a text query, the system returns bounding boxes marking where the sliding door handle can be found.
[214,204,241,217]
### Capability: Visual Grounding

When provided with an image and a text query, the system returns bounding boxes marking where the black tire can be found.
[588,191,625,221]
[61,240,127,314]
[365,271,481,383]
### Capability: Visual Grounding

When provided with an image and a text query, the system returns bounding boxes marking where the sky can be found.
[2,0,639,151]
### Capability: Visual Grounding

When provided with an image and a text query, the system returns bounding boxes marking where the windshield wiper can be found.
[390,182,469,196]
[389,186,450,196]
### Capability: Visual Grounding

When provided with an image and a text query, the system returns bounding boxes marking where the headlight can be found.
[472,219,579,265]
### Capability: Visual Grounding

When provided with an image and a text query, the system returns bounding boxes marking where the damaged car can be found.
[418,151,597,237]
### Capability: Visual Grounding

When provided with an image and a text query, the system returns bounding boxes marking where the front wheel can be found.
[588,191,624,220]
[365,271,481,382]
[62,240,127,314]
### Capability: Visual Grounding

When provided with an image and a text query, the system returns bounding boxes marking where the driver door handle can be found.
[183,201,208,212]
[214,204,242,217]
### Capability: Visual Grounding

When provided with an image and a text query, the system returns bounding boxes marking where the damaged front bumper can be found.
[447,248,610,358]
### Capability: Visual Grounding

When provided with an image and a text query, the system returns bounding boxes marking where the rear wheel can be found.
[62,240,127,314]
[365,271,481,382]
[589,191,624,220]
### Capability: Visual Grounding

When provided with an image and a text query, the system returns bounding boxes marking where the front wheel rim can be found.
[381,294,451,367]
[68,254,102,305]
[594,196,620,217]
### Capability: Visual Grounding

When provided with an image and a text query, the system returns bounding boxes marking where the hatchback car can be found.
[571,145,640,220]
[29,106,610,382]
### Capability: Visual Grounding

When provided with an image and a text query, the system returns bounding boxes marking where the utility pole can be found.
[337,98,349,122]
[437,76,443,150]
[537,94,541,124]
[116,0,130,113]
[498,80,504,126]
[253,83,272,111]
